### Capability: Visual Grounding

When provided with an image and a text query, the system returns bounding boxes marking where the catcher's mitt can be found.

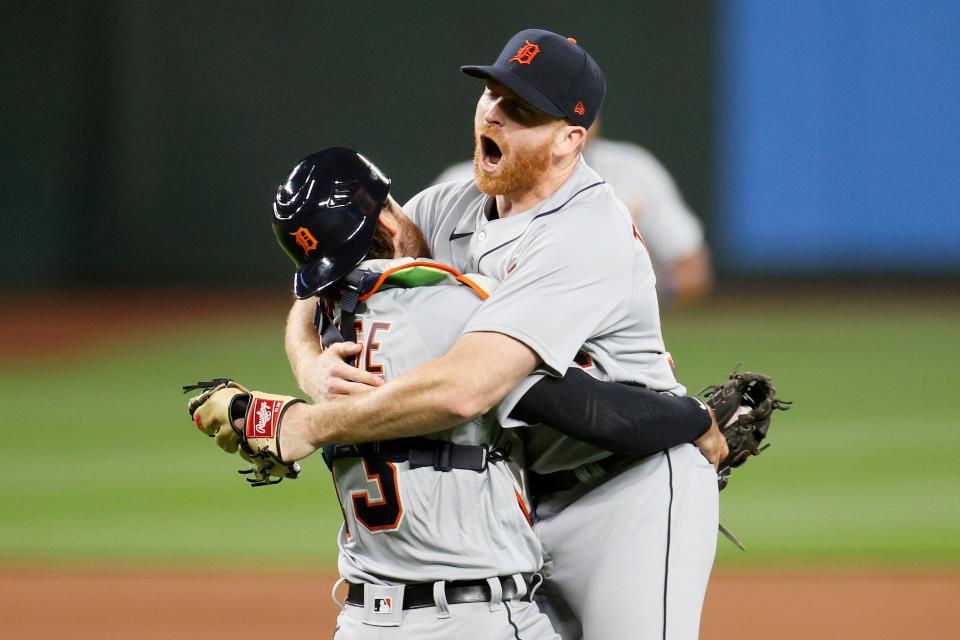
[183,378,304,487]
[701,369,791,491]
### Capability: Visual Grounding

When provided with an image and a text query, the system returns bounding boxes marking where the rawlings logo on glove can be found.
[183,378,304,487]
[249,398,282,439]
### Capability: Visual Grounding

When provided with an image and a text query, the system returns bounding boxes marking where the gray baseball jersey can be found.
[330,259,542,585]
[406,158,684,473]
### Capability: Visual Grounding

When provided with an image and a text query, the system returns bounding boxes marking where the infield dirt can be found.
[1,568,957,639]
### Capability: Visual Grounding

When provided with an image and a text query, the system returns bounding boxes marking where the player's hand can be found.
[693,406,727,469]
[300,342,384,402]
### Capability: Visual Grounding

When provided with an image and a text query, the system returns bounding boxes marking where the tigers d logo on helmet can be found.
[291,226,319,257]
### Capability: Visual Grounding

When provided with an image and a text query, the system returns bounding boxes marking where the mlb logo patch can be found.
[246,397,283,439]
[362,586,403,626]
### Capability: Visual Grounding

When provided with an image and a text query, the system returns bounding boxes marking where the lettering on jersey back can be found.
[352,318,365,367]
[353,319,393,375]
[365,322,392,375]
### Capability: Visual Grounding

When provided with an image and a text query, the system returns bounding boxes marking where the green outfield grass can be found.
[2,294,958,569]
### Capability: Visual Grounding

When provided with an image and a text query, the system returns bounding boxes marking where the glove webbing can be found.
[182,378,234,393]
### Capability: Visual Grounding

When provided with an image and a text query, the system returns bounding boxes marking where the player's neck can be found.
[494,154,579,218]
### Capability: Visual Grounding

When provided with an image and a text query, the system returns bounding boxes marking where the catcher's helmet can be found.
[273,147,390,299]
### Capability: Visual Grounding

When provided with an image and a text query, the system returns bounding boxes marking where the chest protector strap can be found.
[324,437,510,472]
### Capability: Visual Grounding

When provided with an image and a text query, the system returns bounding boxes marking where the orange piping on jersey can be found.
[357,261,490,301]
[514,487,533,527]
[455,273,491,300]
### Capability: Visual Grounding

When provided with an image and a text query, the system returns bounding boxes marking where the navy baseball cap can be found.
[461,29,606,129]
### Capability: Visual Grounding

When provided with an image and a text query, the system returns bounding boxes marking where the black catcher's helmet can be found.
[273,147,390,299]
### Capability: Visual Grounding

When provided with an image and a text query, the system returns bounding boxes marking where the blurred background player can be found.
[433,116,714,306]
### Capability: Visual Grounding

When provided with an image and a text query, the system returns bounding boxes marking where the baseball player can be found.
[270,148,559,639]
[281,31,719,639]
[432,117,714,306]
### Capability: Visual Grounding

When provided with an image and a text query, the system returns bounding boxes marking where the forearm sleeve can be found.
[510,367,711,457]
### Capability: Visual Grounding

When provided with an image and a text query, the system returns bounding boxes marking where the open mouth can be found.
[479,135,503,171]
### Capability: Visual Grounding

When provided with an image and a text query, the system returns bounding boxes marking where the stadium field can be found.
[1,289,957,638]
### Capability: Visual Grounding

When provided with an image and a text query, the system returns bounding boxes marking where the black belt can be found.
[323,437,509,472]
[345,576,528,610]
[528,453,641,497]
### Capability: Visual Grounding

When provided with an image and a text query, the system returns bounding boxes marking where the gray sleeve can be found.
[495,373,544,428]
[403,181,474,254]
[463,207,634,377]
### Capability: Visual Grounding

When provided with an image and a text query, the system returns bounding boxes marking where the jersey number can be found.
[350,458,404,532]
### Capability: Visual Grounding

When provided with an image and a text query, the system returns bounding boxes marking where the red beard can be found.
[473,125,553,197]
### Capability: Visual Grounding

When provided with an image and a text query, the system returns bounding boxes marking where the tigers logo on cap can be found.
[509,40,540,65]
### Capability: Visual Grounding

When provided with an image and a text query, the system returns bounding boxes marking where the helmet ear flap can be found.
[271,147,391,298]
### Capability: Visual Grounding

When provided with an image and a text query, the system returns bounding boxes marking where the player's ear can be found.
[556,124,587,157]
[377,200,401,238]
